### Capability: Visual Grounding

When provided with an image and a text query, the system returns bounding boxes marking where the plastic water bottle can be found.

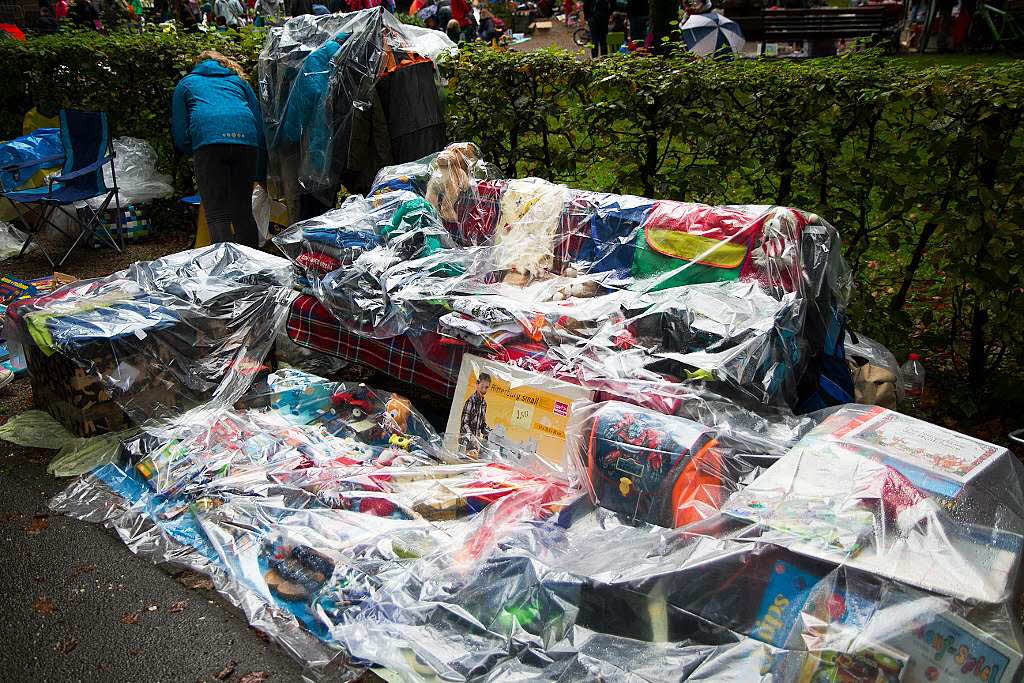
[901,354,925,409]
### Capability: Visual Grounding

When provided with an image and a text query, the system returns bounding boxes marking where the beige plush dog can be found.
[850,361,899,407]
[425,143,478,222]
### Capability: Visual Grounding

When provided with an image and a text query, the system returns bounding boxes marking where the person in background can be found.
[287,0,312,14]
[435,0,452,27]
[69,0,101,28]
[312,2,329,12]
[55,0,70,18]
[478,7,499,41]
[37,1,61,32]
[583,0,610,57]
[175,0,201,30]
[626,0,647,43]
[215,0,245,25]
[445,17,460,41]
[254,0,278,21]
[450,0,475,40]
[172,51,267,248]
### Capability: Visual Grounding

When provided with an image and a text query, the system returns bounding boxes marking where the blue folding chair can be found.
[0,109,123,267]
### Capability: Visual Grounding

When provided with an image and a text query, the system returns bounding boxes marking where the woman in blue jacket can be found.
[172,51,267,248]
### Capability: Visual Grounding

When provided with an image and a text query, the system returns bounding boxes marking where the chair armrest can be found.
[51,155,114,184]
[0,154,64,172]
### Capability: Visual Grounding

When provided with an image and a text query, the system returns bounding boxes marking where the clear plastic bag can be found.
[87,137,174,208]
[259,8,452,198]
[846,330,904,407]
[47,363,1024,682]
[274,142,854,422]
[3,243,295,429]
[0,221,30,260]
[253,185,271,246]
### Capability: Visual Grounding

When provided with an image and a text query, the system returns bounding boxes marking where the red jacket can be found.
[451,0,472,27]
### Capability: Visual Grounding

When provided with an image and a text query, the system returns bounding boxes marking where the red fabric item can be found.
[297,251,342,274]
[444,179,506,246]
[409,0,427,13]
[0,24,26,41]
[451,0,472,27]
[287,295,462,397]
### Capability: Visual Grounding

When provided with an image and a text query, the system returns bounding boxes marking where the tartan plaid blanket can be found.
[287,294,462,397]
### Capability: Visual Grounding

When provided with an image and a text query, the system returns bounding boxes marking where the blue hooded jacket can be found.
[278,32,351,148]
[172,59,267,180]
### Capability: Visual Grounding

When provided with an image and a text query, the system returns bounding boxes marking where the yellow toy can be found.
[389,434,412,451]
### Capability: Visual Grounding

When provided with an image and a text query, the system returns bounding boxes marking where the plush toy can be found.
[425,143,478,222]
[550,268,602,300]
[849,362,899,408]
[492,179,565,278]
[384,393,412,434]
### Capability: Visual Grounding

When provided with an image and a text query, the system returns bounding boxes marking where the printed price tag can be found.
[510,401,535,429]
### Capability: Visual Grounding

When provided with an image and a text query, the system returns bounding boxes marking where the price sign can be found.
[510,401,535,429]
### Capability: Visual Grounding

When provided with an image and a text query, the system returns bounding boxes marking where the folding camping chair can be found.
[0,109,123,267]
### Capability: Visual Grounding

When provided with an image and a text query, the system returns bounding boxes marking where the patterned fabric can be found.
[286,294,461,397]
[95,204,151,246]
[444,179,505,246]
[459,391,489,451]
[586,401,721,528]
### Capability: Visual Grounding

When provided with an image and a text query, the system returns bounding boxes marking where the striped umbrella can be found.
[680,12,744,57]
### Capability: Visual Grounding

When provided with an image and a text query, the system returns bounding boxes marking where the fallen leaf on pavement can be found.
[176,570,214,590]
[71,563,98,577]
[25,515,49,536]
[248,626,269,643]
[120,611,139,625]
[169,600,188,613]
[214,660,238,680]
[54,637,78,654]
[238,672,269,683]
[32,596,55,614]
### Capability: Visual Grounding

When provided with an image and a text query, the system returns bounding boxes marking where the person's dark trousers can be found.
[628,14,648,41]
[589,17,609,56]
[194,144,260,248]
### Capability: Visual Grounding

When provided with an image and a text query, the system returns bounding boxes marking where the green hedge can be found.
[0,32,1021,424]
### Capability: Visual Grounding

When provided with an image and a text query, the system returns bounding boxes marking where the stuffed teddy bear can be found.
[384,393,413,435]
[849,361,899,408]
[425,143,479,222]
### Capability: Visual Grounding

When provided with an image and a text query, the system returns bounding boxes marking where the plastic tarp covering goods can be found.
[259,8,452,199]
[3,243,295,430]
[34,146,1024,683]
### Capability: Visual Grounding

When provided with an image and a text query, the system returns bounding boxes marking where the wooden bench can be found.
[760,6,901,51]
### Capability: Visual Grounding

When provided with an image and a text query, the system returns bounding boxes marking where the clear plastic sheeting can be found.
[3,243,295,428]
[259,8,452,198]
[0,221,30,260]
[51,371,1024,681]
[86,137,174,209]
[275,143,854,420]
[846,330,904,407]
